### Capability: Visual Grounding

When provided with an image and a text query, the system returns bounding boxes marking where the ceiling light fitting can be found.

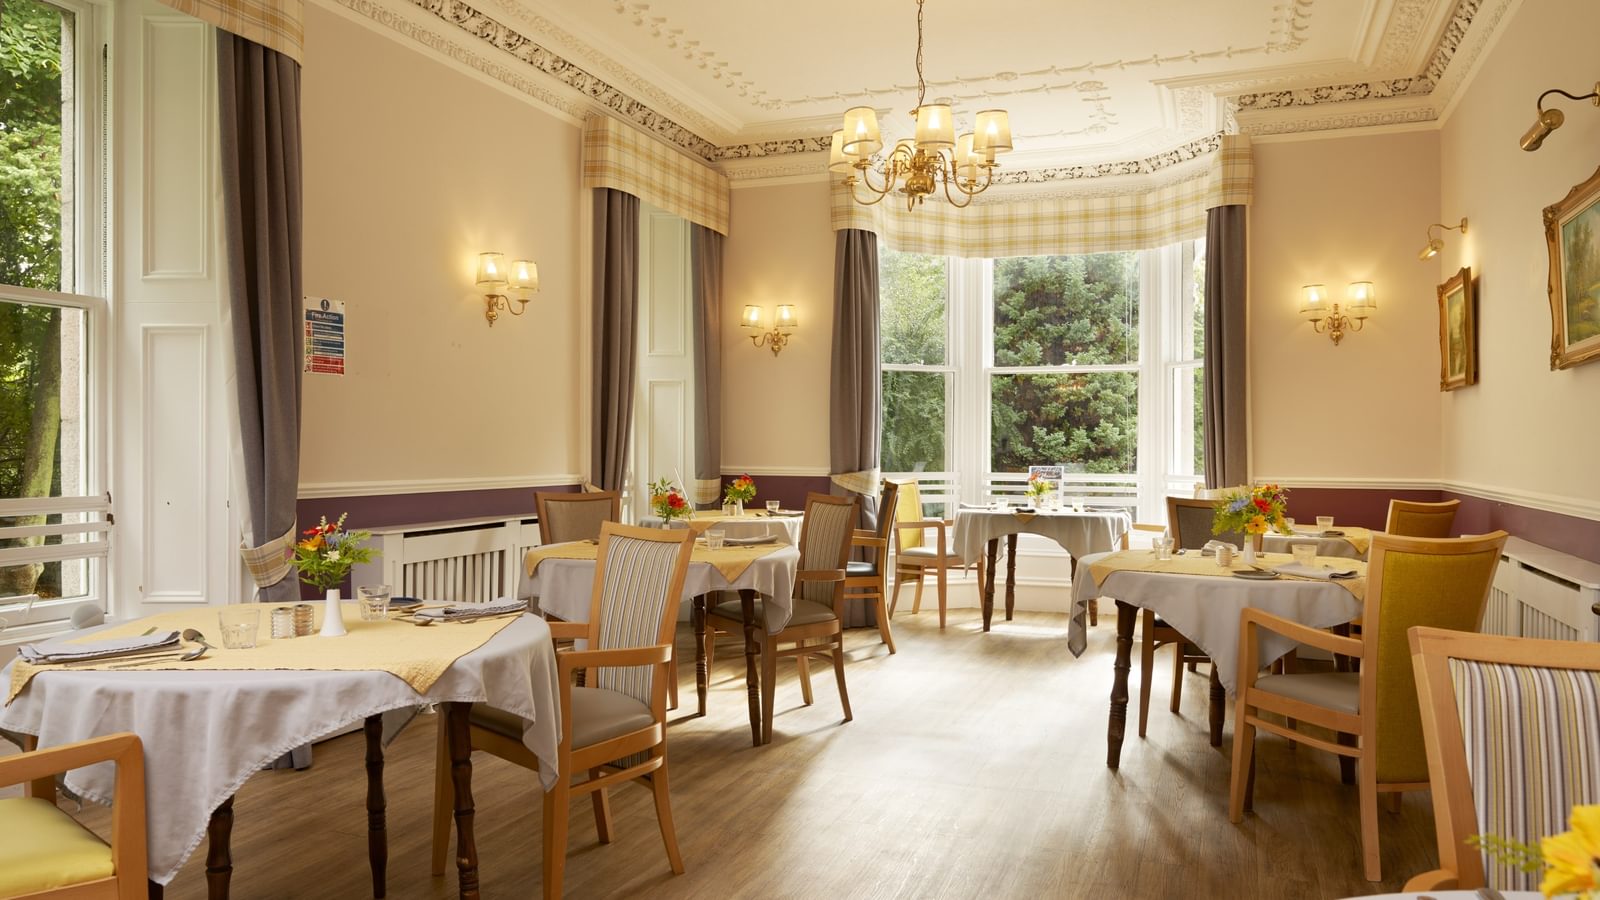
[829,0,1013,211]
[1418,217,1468,261]
[1519,82,1600,151]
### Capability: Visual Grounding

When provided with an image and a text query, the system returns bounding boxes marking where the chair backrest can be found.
[536,490,620,545]
[582,522,694,706]
[892,479,925,551]
[1359,531,1508,787]
[874,480,902,545]
[1409,626,1600,892]
[797,492,859,608]
[1385,498,1460,538]
[1167,496,1242,550]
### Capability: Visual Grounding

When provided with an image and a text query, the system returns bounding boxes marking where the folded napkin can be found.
[1272,562,1359,580]
[769,509,804,517]
[723,535,778,547]
[1199,539,1237,557]
[19,630,181,664]
[412,599,529,622]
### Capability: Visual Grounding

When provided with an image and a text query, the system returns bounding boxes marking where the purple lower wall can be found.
[1282,487,1443,531]
[718,474,834,510]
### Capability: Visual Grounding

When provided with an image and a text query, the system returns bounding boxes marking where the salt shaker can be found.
[270,606,296,639]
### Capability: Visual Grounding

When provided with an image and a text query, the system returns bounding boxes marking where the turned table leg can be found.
[205,796,234,900]
[364,714,387,898]
[445,702,480,900]
[693,594,708,717]
[1004,534,1018,621]
[1108,601,1135,769]
[982,538,999,632]
[1209,665,1226,748]
[740,589,762,747]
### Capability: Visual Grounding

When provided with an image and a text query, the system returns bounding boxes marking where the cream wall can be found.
[1438,0,1600,511]
[297,5,583,490]
[1249,131,1442,483]
[721,180,835,472]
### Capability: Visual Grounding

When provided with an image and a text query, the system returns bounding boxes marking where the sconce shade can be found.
[1520,107,1564,152]
[476,252,508,289]
[913,103,955,151]
[774,305,797,329]
[841,106,882,157]
[828,130,853,174]
[1299,284,1327,318]
[741,305,764,329]
[1346,281,1376,315]
[973,109,1013,158]
[510,259,539,293]
[1418,239,1443,261]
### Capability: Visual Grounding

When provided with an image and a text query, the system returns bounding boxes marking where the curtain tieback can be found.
[830,469,881,498]
[692,478,722,506]
[239,525,297,588]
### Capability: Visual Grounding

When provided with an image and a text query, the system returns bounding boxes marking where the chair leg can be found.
[1170,644,1186,714]
[1138,617,1155,739]
[1382,791,1402,814]
[911,570,925,614]
[541,774,570,900]
[1089,598,1098,627]
[935,565,948,629]
[760,637,778,745]
[1359,757,1382,882]
[649,759,686,875]
[430,718,453,876]
[875,597,896,653]
[1228,705,1256,823]
[796,648,815,706]
[889,569,906,617]
[831,638,853,722]
[589,767,613,844]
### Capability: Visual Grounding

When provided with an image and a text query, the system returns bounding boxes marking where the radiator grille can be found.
[401,550,507,604]
[1520,603,1581,642]
[1482,580,1518,637]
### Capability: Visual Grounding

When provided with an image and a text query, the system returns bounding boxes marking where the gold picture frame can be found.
[1543,164,1600,370]
[1437,267,1477,391]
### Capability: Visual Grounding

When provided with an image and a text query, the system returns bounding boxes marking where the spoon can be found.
[106,646,209,668]
[181,628,218,652]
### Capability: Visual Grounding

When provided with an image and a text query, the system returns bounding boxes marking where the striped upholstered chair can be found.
[1404,627,1600,893]
[1228,530,1508,882]
[705,491,858,745]
[535,490,621,545]
[1384,498,1460,538]
[430,522,694,899]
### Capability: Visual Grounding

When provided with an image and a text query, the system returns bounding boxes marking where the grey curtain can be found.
[690,225,723,509]
[830,229,881,627]
[591,188,641,492]
[1203,205,1248,489]
[218,33,303,602]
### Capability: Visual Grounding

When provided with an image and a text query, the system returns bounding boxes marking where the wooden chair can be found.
[0,732,147,899]
[1228,531,1508,882]
[430,522,694,899]
[842,479,901,653]
[1384,498,1460,538]
[1404,627,1600,894]
[705,492,857,744]
[535,490,621,545]
[888,480,976,629]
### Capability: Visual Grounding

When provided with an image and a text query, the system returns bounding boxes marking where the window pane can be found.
[993,253,1138,366]
[1172,366,1204,477]
[991,373,1137,474]
[1185,238,1205,361]
[0,300,87,602]
[879,248,947,366]
[0,0,75,292]
[881,370,947,472]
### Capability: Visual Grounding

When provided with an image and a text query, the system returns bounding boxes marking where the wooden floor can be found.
[17,610,1440,899]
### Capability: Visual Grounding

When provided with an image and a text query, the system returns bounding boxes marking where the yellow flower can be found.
[1541,805,1600,898]
[1246,515,1268,535]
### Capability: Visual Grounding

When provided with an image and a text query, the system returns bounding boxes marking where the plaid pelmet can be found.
[158,0,304,63]
[582,116,730,235]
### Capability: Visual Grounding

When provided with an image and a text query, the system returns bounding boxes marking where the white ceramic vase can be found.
[1241,542,1257,566]
[733,499,744,516]
[320,587,348,637]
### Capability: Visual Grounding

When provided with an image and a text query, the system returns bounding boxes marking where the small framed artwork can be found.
[1437,267,1477,391]
[1543,164,1600,370]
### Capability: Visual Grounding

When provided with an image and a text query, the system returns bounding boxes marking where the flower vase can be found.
[319,587,348,637]
[733,500,744,516]
[1241,542,1257,567]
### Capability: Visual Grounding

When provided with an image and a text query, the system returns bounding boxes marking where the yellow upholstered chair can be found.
[1404,627,1600,894]
[535,490,621,545]
[431,523,694,899]
[888,480,978,629]
[1384,499,1460,538]
[1228,531,1508,882]
[0,733,147,900]
[842,479,901,653]
[705,492,858,744]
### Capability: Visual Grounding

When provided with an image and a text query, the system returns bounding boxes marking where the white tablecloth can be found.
[953,508,1131,564]
[1262,529,1365,559]
[0,615,561,885]
[528,545,800,632]
[1068,558,1362,694]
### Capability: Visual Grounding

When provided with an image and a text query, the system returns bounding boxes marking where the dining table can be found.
[1069,549,1366,769]
[524,538,800,746]
[0,603,560,900]
[1260,523,1374,559]
[640,509,805,545]
[953,506,1131,630]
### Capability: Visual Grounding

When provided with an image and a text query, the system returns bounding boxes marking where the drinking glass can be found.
[1291,543,1318,568]
[1283,517,1296,529]
[705,529,726,551]
[219,606,261,649]
[721,502,737,516]
[1316,515,1335,530]
[358,584,392,621]
[766,500,781,514]
[1155,537,1172,561]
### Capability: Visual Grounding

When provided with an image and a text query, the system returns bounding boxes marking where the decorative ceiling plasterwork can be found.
[990,132,1224,185]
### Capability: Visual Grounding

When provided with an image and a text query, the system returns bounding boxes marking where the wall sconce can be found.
[1519,82,1599,151]
[741,304,797,356]
[474,252,539,326]
[1299,282,1376,345]
[1418,217,1469,261]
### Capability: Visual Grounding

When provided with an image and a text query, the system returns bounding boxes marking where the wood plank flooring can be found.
[7,610,1440,899]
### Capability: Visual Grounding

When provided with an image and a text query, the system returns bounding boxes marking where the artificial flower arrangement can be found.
[649,477,691,523]
[1212,484,1293,537]
[292,513,375,591]
[724,474,758,506]
[1025,471,1056,502]
[1472,803,1600,898]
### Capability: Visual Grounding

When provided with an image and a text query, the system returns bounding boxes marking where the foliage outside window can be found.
[879,249,950,474]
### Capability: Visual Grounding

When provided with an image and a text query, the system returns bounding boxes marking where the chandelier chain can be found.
[914,0,926,109]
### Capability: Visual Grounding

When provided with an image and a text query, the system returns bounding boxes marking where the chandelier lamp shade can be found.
[830,0,1013,211]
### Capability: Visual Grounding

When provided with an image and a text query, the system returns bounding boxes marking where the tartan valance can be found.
[582,116,731,235]
[156,0,302,63]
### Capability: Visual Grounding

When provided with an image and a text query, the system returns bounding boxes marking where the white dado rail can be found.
[350,516,541,604]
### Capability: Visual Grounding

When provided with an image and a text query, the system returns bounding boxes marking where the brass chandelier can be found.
[829,0,1013,211]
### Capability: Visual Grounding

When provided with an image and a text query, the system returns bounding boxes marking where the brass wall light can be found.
[1299,282,1376,345]
[1519,82,1600,151]
[474,252,539,326]
[1418,217,1469,261]
[741,304,797,355]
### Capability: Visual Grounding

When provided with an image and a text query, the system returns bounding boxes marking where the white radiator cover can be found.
[1482,537,1600,642]
[350,516,542,604]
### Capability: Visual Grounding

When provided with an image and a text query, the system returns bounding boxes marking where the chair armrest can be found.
[851,535,887,549]
[1402,870,1458,892]
[1132,523,1166,533]
[558,644,673,676]
[852,529,876,539]
[0,732,142,789]
[546,621,590,640]
[1240,607,1362,658]
[795,568,846,583]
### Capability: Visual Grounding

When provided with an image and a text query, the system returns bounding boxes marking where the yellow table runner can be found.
[1286,525,1373,555]
[1087,550,1366,601]
[7,603,521,704]
[681,512,781,534]
[523,540,780,584]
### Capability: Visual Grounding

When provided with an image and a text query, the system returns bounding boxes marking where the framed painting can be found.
[1543,164,1600,370]
[1437,267,1477,391]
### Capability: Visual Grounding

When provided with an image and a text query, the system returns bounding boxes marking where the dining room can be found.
[2,1,1599,899]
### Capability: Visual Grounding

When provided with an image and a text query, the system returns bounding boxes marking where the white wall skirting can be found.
[297,474,585,499]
